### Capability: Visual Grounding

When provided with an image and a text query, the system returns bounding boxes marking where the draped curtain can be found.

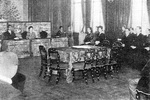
[129,0,149,35]
[81,0,86,32]
[90,0,104,32]
[86,0,91,28]
[71,0,83,32]
[105,0,131,39]
[117,0,131,28]
[101,0,106,30]
[148,0,150,25]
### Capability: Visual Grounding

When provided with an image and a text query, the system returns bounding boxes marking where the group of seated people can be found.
[2,24,48,40]
[83,25,150,69]
[55,25,74,47]
[83,26,106,46]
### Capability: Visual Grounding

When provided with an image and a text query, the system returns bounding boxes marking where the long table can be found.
[56,45,111,83]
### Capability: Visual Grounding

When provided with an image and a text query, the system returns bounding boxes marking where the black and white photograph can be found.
[0,0,149,100]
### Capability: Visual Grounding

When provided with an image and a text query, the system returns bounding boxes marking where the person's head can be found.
[7,24,13,31]
[99,26,103,33]
[59,26,63,32]
[130,27,134,33]
[135,26,142,35]
[125,28,130,36]
[28,26,33,33]
[122,25,126,31]
[96,26,100,32]
[17,25,22,33]
[68,25,71,32]
[148,28,150,34]
[87,27,93,34]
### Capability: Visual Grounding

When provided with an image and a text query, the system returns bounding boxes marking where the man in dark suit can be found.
[3,24,16,40]
[128,26,148,70]
[55,26,66,38]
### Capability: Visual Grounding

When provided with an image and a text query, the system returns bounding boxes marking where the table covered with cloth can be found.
[56,45,111,83]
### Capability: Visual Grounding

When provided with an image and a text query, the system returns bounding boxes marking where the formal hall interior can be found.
[0,0,150,100]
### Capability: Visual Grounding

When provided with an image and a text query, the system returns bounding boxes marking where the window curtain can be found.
[57,0,62,28]
[129,0,149,35]
[81,0,86,32]
[147,0,150,27]
[101,0,106,30]
[86,0,91,28]
[71,0,83,33]
[117,0,131,28]
[90,0,105,32]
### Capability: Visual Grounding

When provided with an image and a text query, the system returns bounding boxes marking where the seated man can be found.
[129,59,150,100]
[55,26,66,37]
[2,24,16,40]
[0,41,26,100]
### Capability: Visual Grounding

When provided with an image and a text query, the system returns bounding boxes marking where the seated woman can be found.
[55,26,66,37]
[27,26,36,39]
[84,27,94,45]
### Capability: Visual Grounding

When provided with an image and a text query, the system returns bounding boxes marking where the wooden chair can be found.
[136,90,150,100]
[48,48,68,84]
[136,76,150,100]
[39,45,48,77]
[95,47,110,80]
[72,49,95,84]
[110,41,123,73]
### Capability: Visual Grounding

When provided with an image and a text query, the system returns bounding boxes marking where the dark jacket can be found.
[55,30,66,37]
[3,30,16,40]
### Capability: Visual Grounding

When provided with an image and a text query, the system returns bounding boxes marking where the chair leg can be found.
[48,69,52,82]
[39,65,43,77]
[90,67,95,83]
[96,67,100,81]
[72,68,75,82]
[136,91,140,100]
[56,70,60,84]
[103,65,107,79]
[43,66,48,79]
[109,65,113,78]
[83,69,88,84]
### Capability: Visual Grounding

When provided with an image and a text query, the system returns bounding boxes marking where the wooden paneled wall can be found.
[28,0,131,40]
[28,0,71,36]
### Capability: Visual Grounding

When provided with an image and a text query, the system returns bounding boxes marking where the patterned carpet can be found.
[18,57,140,100]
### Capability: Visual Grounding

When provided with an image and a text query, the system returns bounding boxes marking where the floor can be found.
[18,57,140,100]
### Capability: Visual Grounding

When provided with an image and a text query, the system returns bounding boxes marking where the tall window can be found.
[71,0,83,32]
[90,0,104,32]
[130,0,149,35]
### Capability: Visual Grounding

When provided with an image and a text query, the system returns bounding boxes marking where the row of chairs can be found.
[39,45,120,84]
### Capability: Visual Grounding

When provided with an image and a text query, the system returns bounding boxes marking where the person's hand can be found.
[145,47,150,51]
[95,41,100,45]
[131,46,136,49]
[122,44,125,47]
[85,42,91,44]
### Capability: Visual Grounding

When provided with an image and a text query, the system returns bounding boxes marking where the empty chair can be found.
[72,49,95,84]
[110,41,123,73]
[95,47,108,80]
[39,45,48,77]
[48,48,68,84]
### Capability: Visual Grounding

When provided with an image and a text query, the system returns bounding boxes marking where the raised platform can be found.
[3,37,68,58]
